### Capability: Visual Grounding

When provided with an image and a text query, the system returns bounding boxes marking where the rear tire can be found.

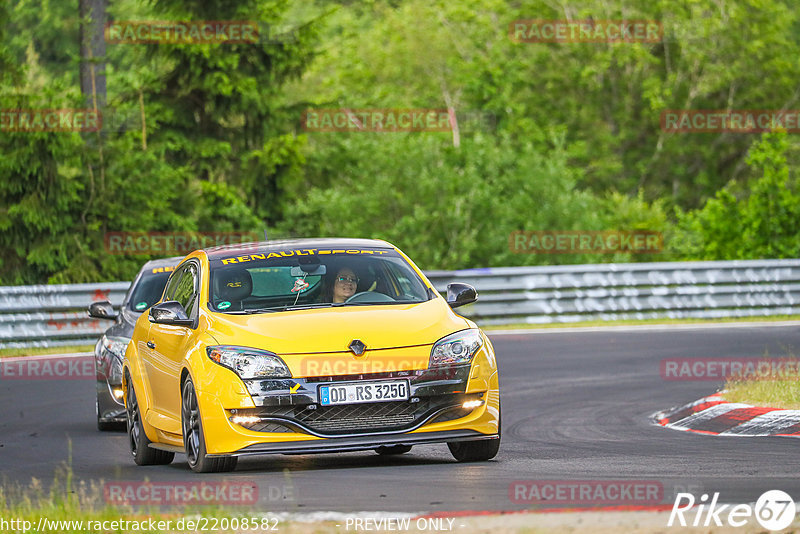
[375,445,412,456]
[182,377,238,473]
[125,372,174,466]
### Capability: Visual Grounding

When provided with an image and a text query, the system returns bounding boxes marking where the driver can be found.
[321,266,359,303]
[332,267,359,303]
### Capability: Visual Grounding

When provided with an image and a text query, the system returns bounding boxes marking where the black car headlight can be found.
[206,346,291,379]
[429,329,484,367]
[101,335,129,385]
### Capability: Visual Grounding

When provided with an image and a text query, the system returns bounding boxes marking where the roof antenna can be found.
[263,229,268,242]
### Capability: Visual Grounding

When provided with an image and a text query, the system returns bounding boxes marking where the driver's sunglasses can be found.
[336,276,359,284]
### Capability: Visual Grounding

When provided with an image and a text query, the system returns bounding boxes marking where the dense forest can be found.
[1,0,799,284]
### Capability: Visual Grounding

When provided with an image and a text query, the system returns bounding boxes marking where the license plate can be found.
[319,380,410,406]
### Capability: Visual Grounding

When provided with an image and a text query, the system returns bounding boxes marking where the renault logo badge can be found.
[349,339,366,356]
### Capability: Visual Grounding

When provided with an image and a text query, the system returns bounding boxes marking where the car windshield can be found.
[126,268,174,312]
[208,247,431,313]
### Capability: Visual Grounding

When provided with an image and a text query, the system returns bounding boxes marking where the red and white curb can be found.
[653,392,800,437]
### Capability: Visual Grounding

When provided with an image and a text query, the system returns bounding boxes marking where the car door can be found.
[144,261,199,429]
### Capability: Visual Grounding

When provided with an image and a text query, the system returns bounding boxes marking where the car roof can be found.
[139,256,185,270]
[204,238,394,260]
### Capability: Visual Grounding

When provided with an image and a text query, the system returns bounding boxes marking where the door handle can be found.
[146,341,155,349]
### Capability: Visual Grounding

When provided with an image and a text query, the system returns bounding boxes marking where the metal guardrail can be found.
[0,282,130,348]
[427,259,800,325]
[1,259,799,348]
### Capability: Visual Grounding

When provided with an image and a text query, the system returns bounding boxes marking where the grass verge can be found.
[3,462,797,533]
[1,463,277,534]
[723,377,800,410]
[0,345,94,358]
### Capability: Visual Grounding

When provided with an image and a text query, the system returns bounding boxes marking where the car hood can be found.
[206,299,470,355]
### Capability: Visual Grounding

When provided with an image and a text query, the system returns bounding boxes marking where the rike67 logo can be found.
[669,490,796,531]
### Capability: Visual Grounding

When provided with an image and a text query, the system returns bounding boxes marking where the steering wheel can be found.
[345,291,395,304]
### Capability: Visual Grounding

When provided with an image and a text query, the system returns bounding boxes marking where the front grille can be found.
[233,395,463,435]
[431,407,471,424]
[247,421,292,433]
[299,401,419,432]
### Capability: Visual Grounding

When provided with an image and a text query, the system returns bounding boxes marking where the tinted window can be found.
[126,270,174,312]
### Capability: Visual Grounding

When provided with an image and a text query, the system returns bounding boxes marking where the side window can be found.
[173,263,198,316]
[382,261,427,300]
[163,268,185,302]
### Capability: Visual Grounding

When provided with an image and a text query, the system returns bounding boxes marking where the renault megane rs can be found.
[122,239,500,472]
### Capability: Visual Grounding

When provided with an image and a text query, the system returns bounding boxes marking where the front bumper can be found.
[196,364,500,456]
[214,429,497,458]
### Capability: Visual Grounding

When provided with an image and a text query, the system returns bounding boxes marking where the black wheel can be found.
[375,445,412,456]
[447,438,500,462]
[182,377,238,473]
[125,372,174,465]
[448,402,501,462]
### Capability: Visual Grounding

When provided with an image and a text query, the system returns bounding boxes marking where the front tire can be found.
[125,372,174,466]
[182,377,237,473]
[448,402,501,462]
[375,445,412,456]
[447,438,500,462]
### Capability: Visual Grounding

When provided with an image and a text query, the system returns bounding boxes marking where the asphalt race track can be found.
[2,323,800,513]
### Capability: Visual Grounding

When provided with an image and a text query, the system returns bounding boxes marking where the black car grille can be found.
[247,421,293,433]
[233,395,464,435]
[299,401,418,433]
[430,406,471,424]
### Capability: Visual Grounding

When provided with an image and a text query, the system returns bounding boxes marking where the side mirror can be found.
[88,300,118,320]
[446,283,478,309]
[149,301,193,326]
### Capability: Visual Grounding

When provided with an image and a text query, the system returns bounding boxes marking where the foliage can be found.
[673,132,800,260]
[1,0,799,283]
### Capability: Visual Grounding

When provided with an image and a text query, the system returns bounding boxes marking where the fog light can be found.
[112,388,124,399]
[462,399,484,410]
[230,415,261,425]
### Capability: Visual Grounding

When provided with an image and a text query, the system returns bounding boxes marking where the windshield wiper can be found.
[339,300,422,307]
[241,303,338,314]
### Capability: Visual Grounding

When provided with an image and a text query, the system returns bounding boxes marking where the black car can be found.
[88,257,182,430]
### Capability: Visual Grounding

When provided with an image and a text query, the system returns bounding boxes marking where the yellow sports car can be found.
[122,239,500,472]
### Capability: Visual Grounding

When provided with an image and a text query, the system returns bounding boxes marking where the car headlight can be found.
[102,335,130,360]
[429,329,484,367]
[101,335,129,385]
[206,346,292,379]
[108,358,123,385]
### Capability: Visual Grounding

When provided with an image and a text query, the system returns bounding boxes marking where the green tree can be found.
[673,132,800,259]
